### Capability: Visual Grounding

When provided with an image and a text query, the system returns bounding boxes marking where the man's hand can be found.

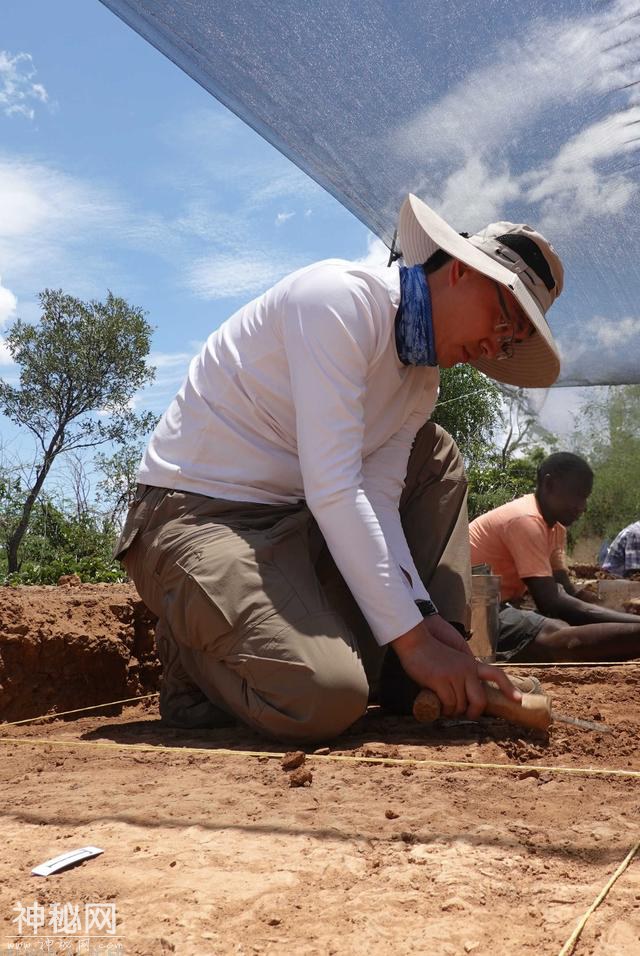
[574,586,601,605]
[425,614,474,656]
[392,618,521,720]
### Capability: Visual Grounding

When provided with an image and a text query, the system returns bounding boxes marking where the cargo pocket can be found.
[160,546,235,655]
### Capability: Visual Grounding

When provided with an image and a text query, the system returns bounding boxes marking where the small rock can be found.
[313,746,330,755]
[440,896,465,912]
[281,750,306,771]
[289,768,313,788]
[385,809,399,819]
[169,860,176,867]
[267,917,281,927]
[57,573,82,587]
[517,769,540,781]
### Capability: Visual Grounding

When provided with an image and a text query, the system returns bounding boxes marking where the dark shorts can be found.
[496,604,548,662]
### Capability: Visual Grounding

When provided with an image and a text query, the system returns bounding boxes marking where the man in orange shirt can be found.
[469,453,640,661]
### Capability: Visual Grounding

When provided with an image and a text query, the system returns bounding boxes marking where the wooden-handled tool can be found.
[413,683,612,733]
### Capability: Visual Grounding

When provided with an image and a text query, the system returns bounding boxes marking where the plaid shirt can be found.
[602,520,640,577]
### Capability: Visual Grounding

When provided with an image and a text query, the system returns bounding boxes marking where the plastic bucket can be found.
[468,574,501,662]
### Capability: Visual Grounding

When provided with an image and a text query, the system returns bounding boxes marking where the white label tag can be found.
[32,846,104,877]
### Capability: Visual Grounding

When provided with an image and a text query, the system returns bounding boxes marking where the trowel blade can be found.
[553,713,613,734]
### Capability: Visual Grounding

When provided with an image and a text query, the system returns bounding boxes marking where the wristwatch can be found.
[415,598,438,618]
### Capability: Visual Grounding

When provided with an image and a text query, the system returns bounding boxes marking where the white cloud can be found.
[0,150,322,309]
[133,346,210,414]
[149,350,195,370]
[395,3,639,167]
[0,157,128,291]
[393,1,640,235]
[167,108,324,208]
[0,90,338,311]
[187,253,303,299]
[586,314,640,349]
[554,313,640,384]
[529,386,594,439]
[353,233,389,268]
[424,158,521,232]
[0,277,17,327]
[0,277,17,366]
[249,168,322,208]
[528,109,640,235]
[0,51,48,120]
[0,338,13,365]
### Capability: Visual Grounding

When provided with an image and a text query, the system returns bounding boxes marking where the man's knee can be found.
[274,666,370,743]
[536,618,571,644]
[412,421,465,478]
[180,620,371,743]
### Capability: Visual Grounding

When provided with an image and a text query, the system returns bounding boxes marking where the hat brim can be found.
[397,194,561,388]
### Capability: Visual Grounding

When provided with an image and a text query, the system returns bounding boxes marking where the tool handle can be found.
[413,682,552,731]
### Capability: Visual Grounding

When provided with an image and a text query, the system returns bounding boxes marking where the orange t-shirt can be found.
[469,493,567,602]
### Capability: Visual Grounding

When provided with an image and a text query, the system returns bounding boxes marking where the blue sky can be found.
[2,0,640,483]
[0,0,377,458]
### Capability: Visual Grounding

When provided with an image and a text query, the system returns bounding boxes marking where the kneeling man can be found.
[116,193,566,741]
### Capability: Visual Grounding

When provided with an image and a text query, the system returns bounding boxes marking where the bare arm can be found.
[553,568,600,604]
[553,568,577,596]
[525,576,640,625]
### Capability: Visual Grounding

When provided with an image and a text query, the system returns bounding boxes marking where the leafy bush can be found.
[467,450,544,522]
[0,487,125,584]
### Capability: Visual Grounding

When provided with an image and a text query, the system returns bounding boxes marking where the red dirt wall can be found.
[0,584,159,723]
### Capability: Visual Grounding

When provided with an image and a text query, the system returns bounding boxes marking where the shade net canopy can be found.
[99,0,640,386]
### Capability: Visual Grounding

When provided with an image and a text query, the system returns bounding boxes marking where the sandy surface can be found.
[1,587,640,955]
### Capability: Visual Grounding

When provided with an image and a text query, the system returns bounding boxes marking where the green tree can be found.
[431,368,557,522]
[431,366,501,466]
[95,423,158,528]
[0,492,126,585]
[0,289,155,573]
[570,385,640,542]
[466,448,544,522]
[496,386,557,467]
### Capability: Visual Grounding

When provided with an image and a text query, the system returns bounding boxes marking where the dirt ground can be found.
[1,586,640,956]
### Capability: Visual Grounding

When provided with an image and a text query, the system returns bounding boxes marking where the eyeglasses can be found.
[493,282,533,361]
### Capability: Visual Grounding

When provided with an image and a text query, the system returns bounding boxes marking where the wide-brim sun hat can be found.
[397,193,564,388]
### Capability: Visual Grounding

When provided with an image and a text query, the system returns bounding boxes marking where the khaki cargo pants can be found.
[116,422,470,743]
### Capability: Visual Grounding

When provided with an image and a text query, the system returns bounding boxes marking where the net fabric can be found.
[99,0,640,386]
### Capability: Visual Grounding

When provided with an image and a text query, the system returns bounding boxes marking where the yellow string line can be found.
[557,839,640,956]
[501,661,640,669]
[3,693,159,726]
[7,662,640,727]
[5,659,640,728]
[1,734,639,780]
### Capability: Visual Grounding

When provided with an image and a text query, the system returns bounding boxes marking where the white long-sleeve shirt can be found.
[139,259,439,645]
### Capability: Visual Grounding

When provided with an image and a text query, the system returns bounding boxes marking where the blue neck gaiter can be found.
[395,265,437,366]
